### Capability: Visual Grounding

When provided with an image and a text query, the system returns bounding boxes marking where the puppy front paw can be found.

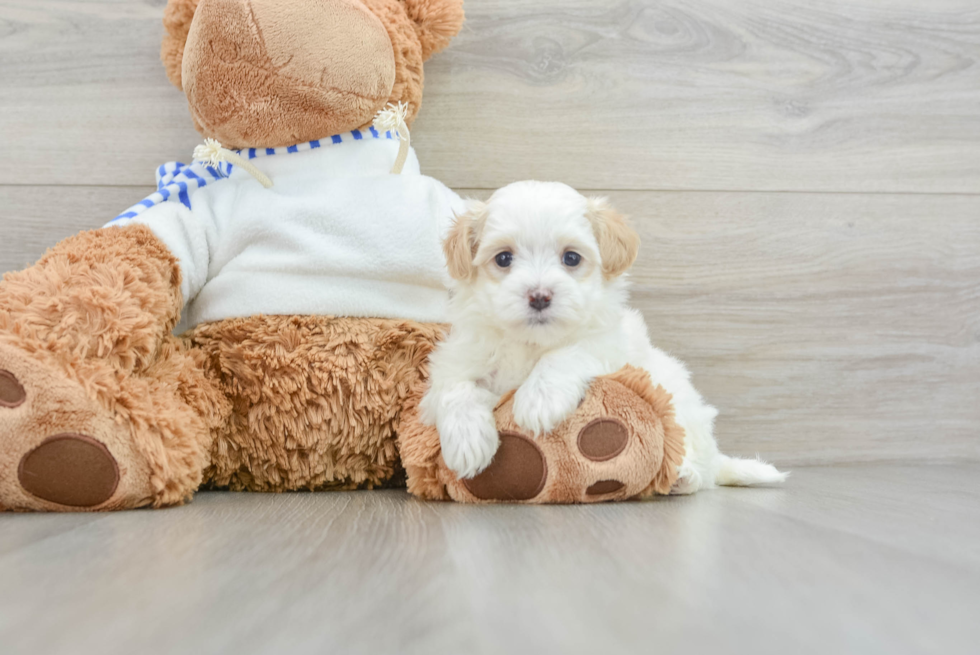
[439,408,500,479]
[512,377,583,437]
[670,462,704,495]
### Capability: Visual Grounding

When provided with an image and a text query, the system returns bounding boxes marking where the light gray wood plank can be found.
[1,1,979,192]
[0,1,203,186]
[0,186,151,272]
[0,464,978,655]
[0,512,108,558]
[739,462,980,571]
[422,0,980,192]
[626,189,980,465]
[1,186,978,465]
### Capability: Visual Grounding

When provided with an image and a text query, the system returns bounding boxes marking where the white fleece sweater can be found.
[107,130,464,332]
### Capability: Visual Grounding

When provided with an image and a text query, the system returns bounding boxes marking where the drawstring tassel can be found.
[193,138,273,188]
[372,102,411,175]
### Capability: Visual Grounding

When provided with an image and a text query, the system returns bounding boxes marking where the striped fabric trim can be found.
[236,126,394,161]
[108,128,396,224]
[107,161,226,223]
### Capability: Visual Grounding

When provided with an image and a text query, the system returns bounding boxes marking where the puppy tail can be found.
[715,455,788,487]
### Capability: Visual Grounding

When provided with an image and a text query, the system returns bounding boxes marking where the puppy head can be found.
[444,181,639,345]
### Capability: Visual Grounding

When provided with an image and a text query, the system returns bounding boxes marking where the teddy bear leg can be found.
[0,225,229,511]
[400,367,687,504]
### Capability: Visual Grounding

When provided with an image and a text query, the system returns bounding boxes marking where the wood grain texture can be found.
[0,186,151,272]
[421,0,980,192]
[0,464,978,655]
[1,186,977,465]
[0,1,979,191]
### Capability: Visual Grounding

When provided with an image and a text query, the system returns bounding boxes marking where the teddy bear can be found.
[0,0,468,511]
[0,0,686,511]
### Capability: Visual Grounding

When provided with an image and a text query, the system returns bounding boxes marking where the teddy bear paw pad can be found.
[18,434,120,508]
[462,431,547,501]
[586,480,625,496]
[0,369,26,408]
[577,417,629,461]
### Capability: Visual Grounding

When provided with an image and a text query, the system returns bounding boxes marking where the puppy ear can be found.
[444,201,488,280]
[586,197,640,279]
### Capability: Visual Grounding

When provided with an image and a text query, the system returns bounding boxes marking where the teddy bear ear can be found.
[161,0,200,89]
[403,0,465,61]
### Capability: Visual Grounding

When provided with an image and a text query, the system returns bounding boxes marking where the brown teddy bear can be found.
[0,0,466,511]
[0,0,684,511]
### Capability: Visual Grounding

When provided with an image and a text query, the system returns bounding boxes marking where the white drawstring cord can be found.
[372,102,411,175]
[193,139,273,188]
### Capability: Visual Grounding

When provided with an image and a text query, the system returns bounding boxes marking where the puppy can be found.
[420,181,786,493]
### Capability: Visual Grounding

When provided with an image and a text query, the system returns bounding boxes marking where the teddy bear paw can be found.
[442,370,684,503]
[458,416,638,503]
[0,342,149,511]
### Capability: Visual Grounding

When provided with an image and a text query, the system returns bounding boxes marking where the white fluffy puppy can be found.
[421,181,786,493]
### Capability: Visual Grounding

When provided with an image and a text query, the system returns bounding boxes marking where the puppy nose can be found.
[528,292,552,312]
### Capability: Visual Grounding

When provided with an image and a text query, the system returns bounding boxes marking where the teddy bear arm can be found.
[2,224,184,374]
[124,200,213,314]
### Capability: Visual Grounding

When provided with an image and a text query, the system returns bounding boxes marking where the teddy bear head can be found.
[161,0,465,149]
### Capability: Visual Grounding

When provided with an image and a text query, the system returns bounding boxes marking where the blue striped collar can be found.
[236,126,397,161]
[107,127,397,224]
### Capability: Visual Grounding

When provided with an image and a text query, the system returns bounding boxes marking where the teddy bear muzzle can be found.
[181,0,397,149]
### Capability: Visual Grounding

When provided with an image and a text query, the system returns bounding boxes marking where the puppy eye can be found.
[495,251,514,268]
[562,251,582,267]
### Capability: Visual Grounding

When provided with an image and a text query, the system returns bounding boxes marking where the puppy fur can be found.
[421,181,786,492]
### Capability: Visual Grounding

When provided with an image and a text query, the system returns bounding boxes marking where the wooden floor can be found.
[0,463,977,655]
[0,2,978,653]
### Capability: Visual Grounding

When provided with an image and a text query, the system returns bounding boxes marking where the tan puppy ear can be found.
[444,201,488,280]
[161,0,200,89]
[586,197,640,279]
